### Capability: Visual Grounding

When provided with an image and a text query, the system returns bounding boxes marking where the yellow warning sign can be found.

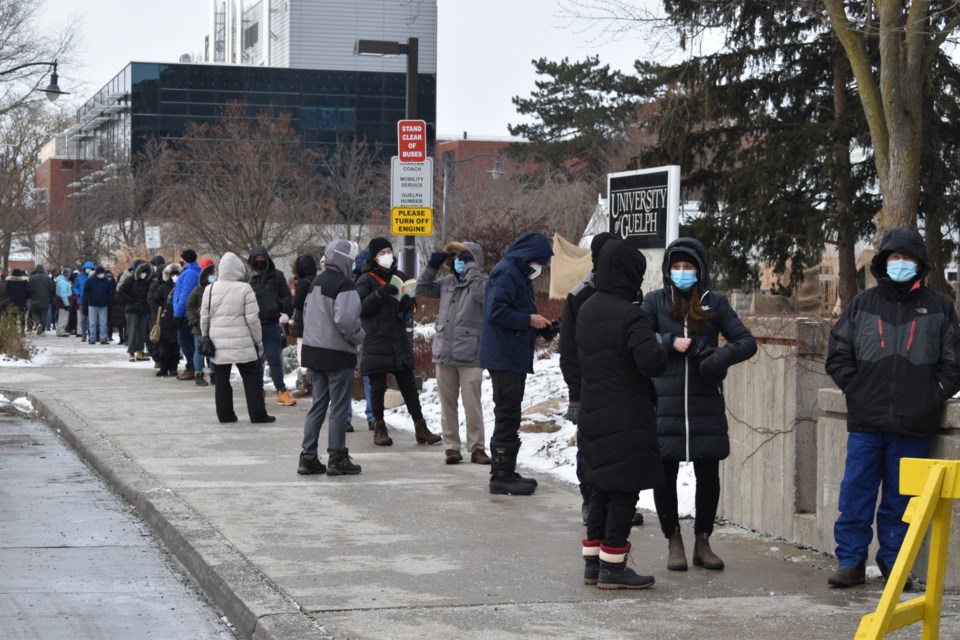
[391,207,433,236]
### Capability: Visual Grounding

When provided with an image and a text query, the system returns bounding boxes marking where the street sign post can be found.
[144,226,161,250]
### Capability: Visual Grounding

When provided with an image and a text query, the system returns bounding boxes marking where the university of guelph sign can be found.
[607,166,680,249]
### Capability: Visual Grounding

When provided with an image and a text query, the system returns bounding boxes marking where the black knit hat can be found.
[150,255,165,267]
[367,237,393,257]
[180,249,197,263]
[668,250,699,270]
[590,232,619,266]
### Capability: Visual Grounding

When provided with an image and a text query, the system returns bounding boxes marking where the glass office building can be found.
[63,61,436,166]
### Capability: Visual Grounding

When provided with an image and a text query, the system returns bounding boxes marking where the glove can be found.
[699,350,728,382]
[565,401,580,425]
[256,342,264,359]
[538,319,560,341]
[279,313,289,325]
[686,338,715,362]
[428,252,446,269]
[378,284,399,297]
[459,252,474,263]
[398,296,415,314]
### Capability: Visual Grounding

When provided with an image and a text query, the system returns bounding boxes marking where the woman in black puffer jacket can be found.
[291,253,317,398]
[640,237,757,573]
[118,261,153,360]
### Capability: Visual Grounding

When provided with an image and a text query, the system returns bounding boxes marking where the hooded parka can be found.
[118,262,153,315]
[291,254,318,339]
[416,241,487,367]
[640,238,757,462]
[300,241,364,371]
[826,227,960,436]
[355,252,414,375]
[187,263,216,335]
[200,253,262,365]
[28,265,53,311]
[247,246,292,324]
[577,240,668,493]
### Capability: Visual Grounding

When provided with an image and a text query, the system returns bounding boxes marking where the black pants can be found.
[158,339,180,374]
[368,369,423,422]
[654,459,721,537]
[585,487,636,549]
[489,370,526,446]
[215,360,269,422]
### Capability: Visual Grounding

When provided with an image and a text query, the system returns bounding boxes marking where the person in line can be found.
[479,231,556,496]
[297,240,364,476]
[353,249,376,431]
[578,238,667,590]
[4,268,31,333]
[73,261,94,341]
[560,232,644,526]
[356,237,442,447]
[28,265,53,336]
[641,237,757,572]
[117,261,153,361]
[173,249,201,380]
[825,227,960,589]
[200,252,273,424]
[417,241,491,465]
[248,246,296,407]
[105,269,123,344]
[83,266,113,344]
[291,253,318,399]
[146,255,167,362]
[54,267,72,337]
[155,263,183,377]
[186,258,217,386]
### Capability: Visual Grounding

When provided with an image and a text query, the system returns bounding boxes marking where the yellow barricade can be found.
[855,458,960,639]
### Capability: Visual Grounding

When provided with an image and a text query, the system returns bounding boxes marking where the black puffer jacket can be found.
[640,237,757,462]
[826,227,960,437]
[355,258,413,375]
[578,240,668,494]
[248,246,292,324]
[118,262,153,315]
[291,254,318,338]
[29,265,53,309]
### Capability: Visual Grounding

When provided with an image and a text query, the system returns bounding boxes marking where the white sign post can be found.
[144,226,161,250]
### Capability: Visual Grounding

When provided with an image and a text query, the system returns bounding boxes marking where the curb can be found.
[7,387,330,640]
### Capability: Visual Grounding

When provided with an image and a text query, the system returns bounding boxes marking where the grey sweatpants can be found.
[301,367,355,459]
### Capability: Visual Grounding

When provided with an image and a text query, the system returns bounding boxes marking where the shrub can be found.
[0,308,36,361]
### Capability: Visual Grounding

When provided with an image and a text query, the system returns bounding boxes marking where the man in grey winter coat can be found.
[417,240,491,465]
[297,240,365,476]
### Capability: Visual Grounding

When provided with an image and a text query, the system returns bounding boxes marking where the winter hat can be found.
[199,256,214,269]
[150,255,165,267]
[61,267,70,277]
[668,250,699,271]
[590,232,619,266]
[180,249,197,264]
[94,266,105,275]
[367,237,393,257]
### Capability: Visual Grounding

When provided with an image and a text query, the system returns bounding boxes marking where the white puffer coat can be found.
[200,252,262,365]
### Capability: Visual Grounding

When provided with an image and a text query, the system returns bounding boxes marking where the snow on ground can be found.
[9,328,698,518]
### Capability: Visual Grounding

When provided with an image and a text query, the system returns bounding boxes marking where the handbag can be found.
[149,308,161,343]
[197,284,216,357]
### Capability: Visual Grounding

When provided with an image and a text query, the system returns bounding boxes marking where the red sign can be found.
[397,119,427,163]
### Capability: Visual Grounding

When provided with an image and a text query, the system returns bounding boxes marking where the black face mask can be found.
[252,261,267,272]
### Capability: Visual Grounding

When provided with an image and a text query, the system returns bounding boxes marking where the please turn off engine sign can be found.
[391,208,433,236]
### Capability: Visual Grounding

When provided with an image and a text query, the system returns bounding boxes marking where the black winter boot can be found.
[582,540,601,585]
[327,448,362,476]
[598,543,655,590]
[489,441,535,495]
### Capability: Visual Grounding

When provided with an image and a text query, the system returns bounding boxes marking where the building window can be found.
[244,23,259,49]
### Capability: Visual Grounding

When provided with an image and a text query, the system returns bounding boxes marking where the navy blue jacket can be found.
[83,275,113,308]
[479,232,553,373]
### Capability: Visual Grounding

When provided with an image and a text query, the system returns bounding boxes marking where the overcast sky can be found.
[36,0,659,139]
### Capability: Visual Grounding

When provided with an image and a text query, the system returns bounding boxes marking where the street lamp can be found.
[0,60,68,102]
[354,37,419,272]
[441,153,505,246]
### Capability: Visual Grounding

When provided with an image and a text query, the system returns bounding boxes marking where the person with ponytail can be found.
[640,237,757,573]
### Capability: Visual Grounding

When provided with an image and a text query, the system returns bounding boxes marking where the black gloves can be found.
[459,252,474,263]
[699,349,728,382]
[378,284,398,297]
[538,319,561,341]
[428,252,446,269]
[398,296,415,314]
[565,401,580,425]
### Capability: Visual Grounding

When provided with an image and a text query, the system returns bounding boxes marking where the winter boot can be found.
[276,390,296,406]
[597,543,655,590]
[692,532,724,570]
[136,351,148,361]
[372,419,393,446]
[582,540,602,585]
[292,383,312,399]
[297,453,326,475]
[129,353,136,362]
[177,367,195,381]
[327,448,362,476]
[208,370,215,385]
[667,528,688,571]
[195,372,208,387]
[489,441,535,496]
[414,418,442,445]
[827,560,866,588]
[876,557,914,592]
[470,449,491,464]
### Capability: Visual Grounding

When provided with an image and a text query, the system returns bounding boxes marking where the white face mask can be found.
[96,273,104,279]
[140,273,148,280]
[528,263,542,280]
[376,253,394,269]
[85,269,94,276]
[171,274,179,283]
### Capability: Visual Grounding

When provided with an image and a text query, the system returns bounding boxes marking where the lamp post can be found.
[0,60,68,102]
[441,153,504,246]
[354,37,419,272]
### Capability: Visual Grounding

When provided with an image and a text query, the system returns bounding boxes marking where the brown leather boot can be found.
[292,384,312,399]
[372,419,393,446]
[692,532,724,570]
[414,418,441,445]
[667,528,688,571]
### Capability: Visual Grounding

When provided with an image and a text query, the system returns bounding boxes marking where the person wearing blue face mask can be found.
[417,241,491,465]
[640,237,757,573]
[825,226,960,590]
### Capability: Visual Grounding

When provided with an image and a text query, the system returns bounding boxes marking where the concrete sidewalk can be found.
[4,337,960,639]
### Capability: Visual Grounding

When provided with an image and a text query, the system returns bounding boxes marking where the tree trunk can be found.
[833,47,858,310]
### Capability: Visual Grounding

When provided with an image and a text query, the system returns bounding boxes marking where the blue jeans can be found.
[80,310,88,338]
[301,368,355,459]
[259,322,287,392]
[834,431,932,569]
[193,334,213,373]
[87,306,108,342]
[176,317,195,368]
[363,375,373,423]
